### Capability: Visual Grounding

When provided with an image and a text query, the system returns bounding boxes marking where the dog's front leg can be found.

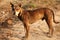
[22,19,30,40]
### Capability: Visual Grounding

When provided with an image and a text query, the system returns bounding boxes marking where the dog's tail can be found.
[52,10,60,24]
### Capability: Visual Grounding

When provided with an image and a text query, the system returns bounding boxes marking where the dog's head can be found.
[10,2,23,16]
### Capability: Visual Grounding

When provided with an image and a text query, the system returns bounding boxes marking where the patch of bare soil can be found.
[0,0,60,40]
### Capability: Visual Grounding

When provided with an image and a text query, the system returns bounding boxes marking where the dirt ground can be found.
[0,0,60,40]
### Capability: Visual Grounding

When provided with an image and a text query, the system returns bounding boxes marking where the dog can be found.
[10,2,60,40]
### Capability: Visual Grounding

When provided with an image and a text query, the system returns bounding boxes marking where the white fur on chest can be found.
[15,11,19,16]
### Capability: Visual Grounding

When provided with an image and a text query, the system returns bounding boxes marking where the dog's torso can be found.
[18,8,53,24]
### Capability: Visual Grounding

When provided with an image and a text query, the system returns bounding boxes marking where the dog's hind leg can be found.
[45,16,54,38]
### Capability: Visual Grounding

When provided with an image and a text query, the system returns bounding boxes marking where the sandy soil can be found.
[0,0,60,40]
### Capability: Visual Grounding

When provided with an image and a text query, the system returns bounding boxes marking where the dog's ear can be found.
[10,2,15,10]
[10,2,14,7]
[10,2,15,15]
[18,3,22,7]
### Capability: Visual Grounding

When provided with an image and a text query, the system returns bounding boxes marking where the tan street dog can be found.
[10,3,60,40]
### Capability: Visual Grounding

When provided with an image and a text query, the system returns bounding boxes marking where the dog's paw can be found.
[47,33,52,38]
[22,36,28,40]
[45,32,53,38]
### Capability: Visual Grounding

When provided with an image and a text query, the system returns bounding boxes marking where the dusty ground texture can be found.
[0,0,60,40]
